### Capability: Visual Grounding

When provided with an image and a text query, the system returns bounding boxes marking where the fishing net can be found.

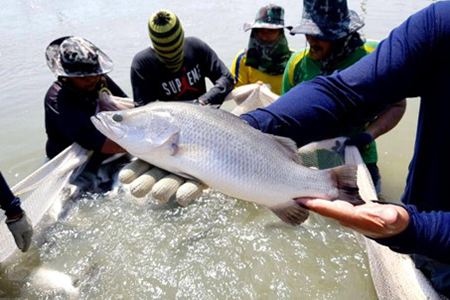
[227,84,445,299]
[0,86,445,299]
[0,143,90,263]
[223,83,279,115]
[298,138,446,300]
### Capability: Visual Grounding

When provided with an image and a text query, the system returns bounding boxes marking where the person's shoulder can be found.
[185,36,206,46]
[233,49,247,63]
[429,1,450,16]
[288,48,309,67]
[362,39,380,53]
[45,81,68,114]
[45,81,63,101]
[132,47,158,65]
[185,36,215,52]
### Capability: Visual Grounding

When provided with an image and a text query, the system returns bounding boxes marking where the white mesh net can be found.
[0,86,445,299]
[0,143,90,263]
[298,138,445,300]
[224,83,279,115]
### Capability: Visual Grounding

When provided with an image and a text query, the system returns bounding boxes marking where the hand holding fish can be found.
[296,198,410,239]
[92,102,364,226]
[119,159,207,206]
[98,88,135,112]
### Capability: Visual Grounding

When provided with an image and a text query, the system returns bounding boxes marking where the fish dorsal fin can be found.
[270,134,303,164]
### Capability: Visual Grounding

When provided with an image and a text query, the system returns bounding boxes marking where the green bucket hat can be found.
[243,4,292,32]
[290,0,364,41]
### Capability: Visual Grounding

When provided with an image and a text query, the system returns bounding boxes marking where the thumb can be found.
[21,228,33,252]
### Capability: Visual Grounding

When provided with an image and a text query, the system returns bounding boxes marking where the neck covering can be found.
[245,30,291,76]
[319,32,365,75]
[148,10,184,73]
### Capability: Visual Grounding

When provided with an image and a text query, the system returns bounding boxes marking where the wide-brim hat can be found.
[45,36,113,77]
[243,4,293,32]
[290,0,364,41]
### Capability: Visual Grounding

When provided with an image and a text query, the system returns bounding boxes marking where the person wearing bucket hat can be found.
[231,4,293,95]
[241,2,450,295]
[44,36,132,190]
[281,0,406,194]
[131,9,233,107]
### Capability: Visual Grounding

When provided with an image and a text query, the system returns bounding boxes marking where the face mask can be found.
[245,30,291,75]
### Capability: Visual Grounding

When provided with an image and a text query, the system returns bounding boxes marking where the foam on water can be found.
[1,189,376,299]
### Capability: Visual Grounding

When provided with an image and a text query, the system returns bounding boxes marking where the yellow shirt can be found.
[231,50,284,95]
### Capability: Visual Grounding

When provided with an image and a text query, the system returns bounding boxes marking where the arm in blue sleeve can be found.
[374,205,450,264]
[0,171,23,217]
[241,3,450,147]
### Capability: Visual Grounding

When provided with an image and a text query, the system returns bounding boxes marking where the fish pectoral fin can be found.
[269,134,303,164]
[145,111,181,156]
[148,131,180,156]
[269,200,309,226]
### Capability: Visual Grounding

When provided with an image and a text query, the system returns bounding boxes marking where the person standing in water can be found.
[282,0,406,194]
[131,10,233,106]
[241,2,450,295]
[231,4,293,95]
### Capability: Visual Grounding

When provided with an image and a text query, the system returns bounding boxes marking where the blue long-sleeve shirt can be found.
[241,2,450,261]
[0,171,23,217]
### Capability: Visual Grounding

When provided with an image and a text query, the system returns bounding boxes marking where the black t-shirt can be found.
[131,37,233,106]
[44,76,127,159]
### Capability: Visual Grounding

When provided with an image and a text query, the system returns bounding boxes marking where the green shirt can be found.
[282,40,379,164]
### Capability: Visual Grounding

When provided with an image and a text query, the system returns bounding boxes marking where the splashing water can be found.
[1,188,376,299]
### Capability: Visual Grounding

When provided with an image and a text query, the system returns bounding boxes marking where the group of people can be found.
[1,0,449,296]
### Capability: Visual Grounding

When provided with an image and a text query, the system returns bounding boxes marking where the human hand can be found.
[296,198,409,239]
[344,132,373,150]
[119,159,208,206]
[99,88,134,111]
[6,213,33,252]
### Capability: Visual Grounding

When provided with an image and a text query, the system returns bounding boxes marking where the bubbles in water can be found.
[1,188,376,299]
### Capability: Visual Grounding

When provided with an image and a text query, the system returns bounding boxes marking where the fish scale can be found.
[92,102,362,225]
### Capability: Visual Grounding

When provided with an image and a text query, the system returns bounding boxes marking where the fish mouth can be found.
[91,115,126,140]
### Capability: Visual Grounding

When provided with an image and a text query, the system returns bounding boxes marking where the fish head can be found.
[91,106,180,156]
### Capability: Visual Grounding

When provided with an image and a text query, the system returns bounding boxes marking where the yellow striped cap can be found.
[148,10,184,72]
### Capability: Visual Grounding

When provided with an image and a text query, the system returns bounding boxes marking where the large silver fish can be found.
[91,102,363,225]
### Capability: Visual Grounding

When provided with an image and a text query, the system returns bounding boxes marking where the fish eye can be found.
[112,114,123,122]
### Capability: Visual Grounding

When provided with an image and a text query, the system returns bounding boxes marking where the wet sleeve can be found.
[231,50,249,88]
[241,3,448,147]
[53,96,106,151]
[0,171,23,217]
[198,40,234,105]
[131,56,157,107]
[374,205,450,264]
[105,76,128,98]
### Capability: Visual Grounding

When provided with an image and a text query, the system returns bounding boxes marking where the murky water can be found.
[2,190,375,299]
[0,0,432,298]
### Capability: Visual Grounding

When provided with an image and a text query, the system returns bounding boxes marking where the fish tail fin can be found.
[329,165,364,205]
[270,201,310,226]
